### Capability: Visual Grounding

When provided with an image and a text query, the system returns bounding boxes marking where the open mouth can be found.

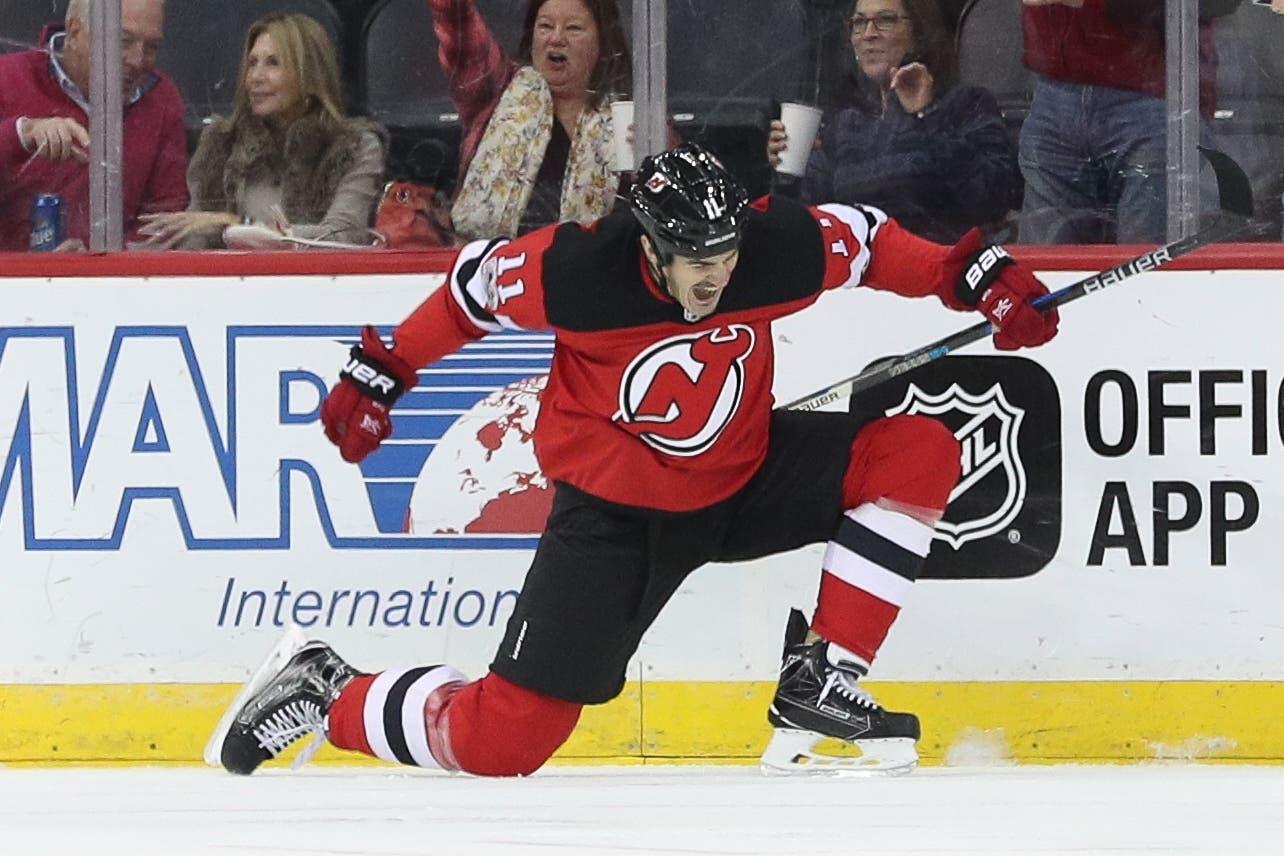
[691,283,722,303]
[547,51,568,68]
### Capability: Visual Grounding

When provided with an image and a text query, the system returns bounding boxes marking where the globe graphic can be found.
[407,375,553,535]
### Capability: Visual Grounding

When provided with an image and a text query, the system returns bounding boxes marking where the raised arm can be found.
[427,0,515,133]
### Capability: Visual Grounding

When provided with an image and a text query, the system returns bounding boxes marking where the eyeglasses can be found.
[848,12,910,33]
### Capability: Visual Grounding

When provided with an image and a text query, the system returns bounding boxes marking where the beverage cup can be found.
[610,100,635,172]
[776,102,823,177]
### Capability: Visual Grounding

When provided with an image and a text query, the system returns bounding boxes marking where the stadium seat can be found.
[1211,4,1284,238]
[666,0,812,107]
[0,1,68,55]
[954,0,1033,142]
[666,0,817,195]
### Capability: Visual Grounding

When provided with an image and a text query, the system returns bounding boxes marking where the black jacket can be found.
[796,83,1020,243]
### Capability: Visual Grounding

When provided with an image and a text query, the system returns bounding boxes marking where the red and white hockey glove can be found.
[320,325,419,463]
[945,228,1059,351]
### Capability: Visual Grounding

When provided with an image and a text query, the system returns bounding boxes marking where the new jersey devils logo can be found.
[614,325,756,456]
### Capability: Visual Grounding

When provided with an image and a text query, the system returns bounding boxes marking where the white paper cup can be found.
[610,100,634,171]
[776,102,823,177]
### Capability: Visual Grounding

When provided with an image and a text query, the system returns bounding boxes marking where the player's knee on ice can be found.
[446,674,583,776]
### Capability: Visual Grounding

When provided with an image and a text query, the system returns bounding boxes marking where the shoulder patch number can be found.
[483,252,528,311]
[817,215,856,262]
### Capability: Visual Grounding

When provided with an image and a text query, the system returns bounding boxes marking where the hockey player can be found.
[208,143,1058,777]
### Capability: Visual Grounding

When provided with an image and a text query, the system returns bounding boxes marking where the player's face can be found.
[663,248,741,321]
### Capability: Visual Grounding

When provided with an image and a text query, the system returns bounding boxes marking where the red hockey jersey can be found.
[393,196,963,512]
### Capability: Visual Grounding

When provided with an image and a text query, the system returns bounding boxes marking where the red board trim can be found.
[2,244,1283,279]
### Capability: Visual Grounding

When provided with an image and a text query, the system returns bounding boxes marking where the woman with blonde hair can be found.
[141,12,387,249]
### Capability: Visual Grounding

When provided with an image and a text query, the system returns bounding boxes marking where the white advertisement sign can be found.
[1,269,1281,684]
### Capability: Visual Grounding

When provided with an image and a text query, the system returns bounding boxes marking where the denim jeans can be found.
[1018,76,1169,244]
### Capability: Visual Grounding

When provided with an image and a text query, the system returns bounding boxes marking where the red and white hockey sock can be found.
[329,669,581,776]
[812,503,934,664]
[326,665,466,769]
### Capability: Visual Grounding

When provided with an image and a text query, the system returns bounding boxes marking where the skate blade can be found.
[202,625,308,768]
[759,728,918,777]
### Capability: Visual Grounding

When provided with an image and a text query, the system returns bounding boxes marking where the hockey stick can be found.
[785,146,1254,412]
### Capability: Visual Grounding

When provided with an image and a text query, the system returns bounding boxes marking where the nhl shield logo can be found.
[850,355,1060,579]
[886,382,1026,550]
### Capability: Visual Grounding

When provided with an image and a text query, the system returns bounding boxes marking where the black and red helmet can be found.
[629,142,750,260]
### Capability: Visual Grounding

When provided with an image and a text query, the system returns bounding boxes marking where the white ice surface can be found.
[3,764,1284,855]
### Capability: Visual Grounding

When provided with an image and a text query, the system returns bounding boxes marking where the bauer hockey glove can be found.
[945,228,1059,351]
[320,325,419,463]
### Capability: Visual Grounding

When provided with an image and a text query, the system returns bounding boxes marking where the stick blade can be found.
[1198,145,1254,219]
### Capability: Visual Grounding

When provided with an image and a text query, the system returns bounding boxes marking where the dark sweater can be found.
[797,83,1019,244]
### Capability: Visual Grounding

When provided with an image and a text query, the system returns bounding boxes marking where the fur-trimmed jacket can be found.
[185,112,387,246]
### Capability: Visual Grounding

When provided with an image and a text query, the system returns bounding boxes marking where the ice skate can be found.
[205,626,359,775]
[761,609,920,776]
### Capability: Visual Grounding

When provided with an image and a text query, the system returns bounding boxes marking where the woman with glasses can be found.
[767,0,1019,242]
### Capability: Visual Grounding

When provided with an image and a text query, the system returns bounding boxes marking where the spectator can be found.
[1018,0,1239,244]
[141,13,387,250]
[0,0,188,252]
[431,0,632,240]
[767,0,1020,243]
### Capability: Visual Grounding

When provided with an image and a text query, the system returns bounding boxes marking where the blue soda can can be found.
[29,193,64,252]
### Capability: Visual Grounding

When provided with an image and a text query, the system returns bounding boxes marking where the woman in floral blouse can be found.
[429,0,632,239]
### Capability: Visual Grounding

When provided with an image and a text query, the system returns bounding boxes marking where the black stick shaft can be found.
[785,214,1247,412]
[786,146,1252,412]
[785,147,1253,412]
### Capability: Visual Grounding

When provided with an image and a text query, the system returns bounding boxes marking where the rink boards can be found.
[2,247,1284,765]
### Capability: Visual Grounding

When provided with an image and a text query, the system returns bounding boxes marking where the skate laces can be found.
[818,669,878,710]
[252,699,327,769]
[818,642,878,710]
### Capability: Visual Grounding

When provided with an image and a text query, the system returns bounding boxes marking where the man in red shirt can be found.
[208,144,1060,778]
[0,0,188,251]
[1018,0,1236,243]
